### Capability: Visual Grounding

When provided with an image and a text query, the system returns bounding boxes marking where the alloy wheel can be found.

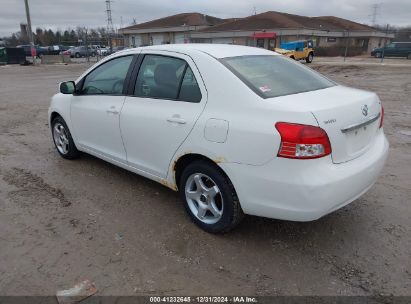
[309,53,313,62]
[185,173,224,224]
[53,122,69,155]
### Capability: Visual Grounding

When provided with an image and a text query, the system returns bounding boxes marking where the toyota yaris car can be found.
[49,44,389,233]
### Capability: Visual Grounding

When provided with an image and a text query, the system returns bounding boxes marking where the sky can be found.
[1,0,410,37]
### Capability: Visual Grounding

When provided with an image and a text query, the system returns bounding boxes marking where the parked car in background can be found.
[17,45,49,58]
[371,42,411,59]
[62,48,73,57]
[92,45,108,56]
[47,45,71,55]
[68,46,96,58]
[108,46,126,55]
[49,44,388,233]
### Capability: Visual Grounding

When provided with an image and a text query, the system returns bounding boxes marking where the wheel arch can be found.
[50,111,62,125]
[49,110,77,145]
[172,153,231,191]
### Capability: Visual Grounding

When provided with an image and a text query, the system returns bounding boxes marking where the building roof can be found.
[199,11,375,32]
[312,16,374,31]
[121,13,226,30]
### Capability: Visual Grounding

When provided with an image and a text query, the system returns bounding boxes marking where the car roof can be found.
[117,43,278,59]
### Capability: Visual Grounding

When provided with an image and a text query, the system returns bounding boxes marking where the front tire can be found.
[375,52,382,58]
[51,116,80,159]
[75,52,81,58]
[306,52,314,63]
[179,161,244,233]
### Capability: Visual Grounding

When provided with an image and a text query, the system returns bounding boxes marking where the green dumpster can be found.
[0,47,6,64]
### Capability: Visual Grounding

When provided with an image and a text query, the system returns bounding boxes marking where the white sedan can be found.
[49,44,389,233]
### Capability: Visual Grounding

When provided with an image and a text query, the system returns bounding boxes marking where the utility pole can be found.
[381,24,389,63]
[120,16,124,46]
[343,30,349,62]
[105,0,114,52]
[24,0,34,46]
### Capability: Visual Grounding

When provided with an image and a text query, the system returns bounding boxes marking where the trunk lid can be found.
[270,85,382,163]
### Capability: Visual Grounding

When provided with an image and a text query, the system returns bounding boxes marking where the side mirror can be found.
[59,81,76,94]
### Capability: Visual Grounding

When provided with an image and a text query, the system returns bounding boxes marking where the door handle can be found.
[167,117,186,124]
[106,106,119,115]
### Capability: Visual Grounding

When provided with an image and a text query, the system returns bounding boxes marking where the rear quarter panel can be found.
[167,52,318,182]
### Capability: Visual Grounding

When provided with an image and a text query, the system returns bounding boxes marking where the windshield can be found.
[221,55,335,99]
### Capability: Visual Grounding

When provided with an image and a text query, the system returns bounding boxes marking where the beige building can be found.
[191,12,393,53]
[119,13,229,47]
[119,11,393,54]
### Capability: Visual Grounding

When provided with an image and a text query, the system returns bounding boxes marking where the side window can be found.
[81,56,133,95]
[134,55,186,100]
[179,66,202,103]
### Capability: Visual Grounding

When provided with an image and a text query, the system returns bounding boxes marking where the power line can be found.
[105,0,114,50]
[105,0,114,34]
[252,6,257,15]
[369,3,382,25]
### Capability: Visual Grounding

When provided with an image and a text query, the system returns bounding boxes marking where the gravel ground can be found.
[0,57,410,296]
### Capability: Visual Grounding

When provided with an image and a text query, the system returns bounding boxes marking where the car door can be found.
[383,43,397,57]
[121,51,207,178]
[295,42,306,60]
[70,55,135,163]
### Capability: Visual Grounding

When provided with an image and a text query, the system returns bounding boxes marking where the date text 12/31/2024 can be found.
[149,296,258,303]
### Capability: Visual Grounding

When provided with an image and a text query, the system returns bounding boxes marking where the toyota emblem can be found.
[362,105,368,116]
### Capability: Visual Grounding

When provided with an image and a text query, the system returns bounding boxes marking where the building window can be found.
[356,38,366,47]
[268,39,276,50]
[256,39,264,48]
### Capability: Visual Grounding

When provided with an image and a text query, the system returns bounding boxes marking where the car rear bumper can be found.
[220,131,389,221]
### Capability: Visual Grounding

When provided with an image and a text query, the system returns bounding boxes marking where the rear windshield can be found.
[221,55,335,99]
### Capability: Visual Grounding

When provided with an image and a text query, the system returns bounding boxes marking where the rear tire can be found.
[51,116,80,160]
[75,53,80,58]
[306,52,314,63]
[407,53,411,60]
[179,160,244,233]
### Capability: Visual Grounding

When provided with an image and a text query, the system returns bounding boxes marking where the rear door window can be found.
[178,66,202,103]
[134,54,202,102]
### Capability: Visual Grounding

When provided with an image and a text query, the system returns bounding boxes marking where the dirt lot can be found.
[0,57,410,297]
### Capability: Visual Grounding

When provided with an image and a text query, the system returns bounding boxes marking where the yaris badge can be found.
[362,105,368,116]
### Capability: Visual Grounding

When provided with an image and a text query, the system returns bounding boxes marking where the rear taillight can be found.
[275,122,332,159]
[379,105,384,128]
